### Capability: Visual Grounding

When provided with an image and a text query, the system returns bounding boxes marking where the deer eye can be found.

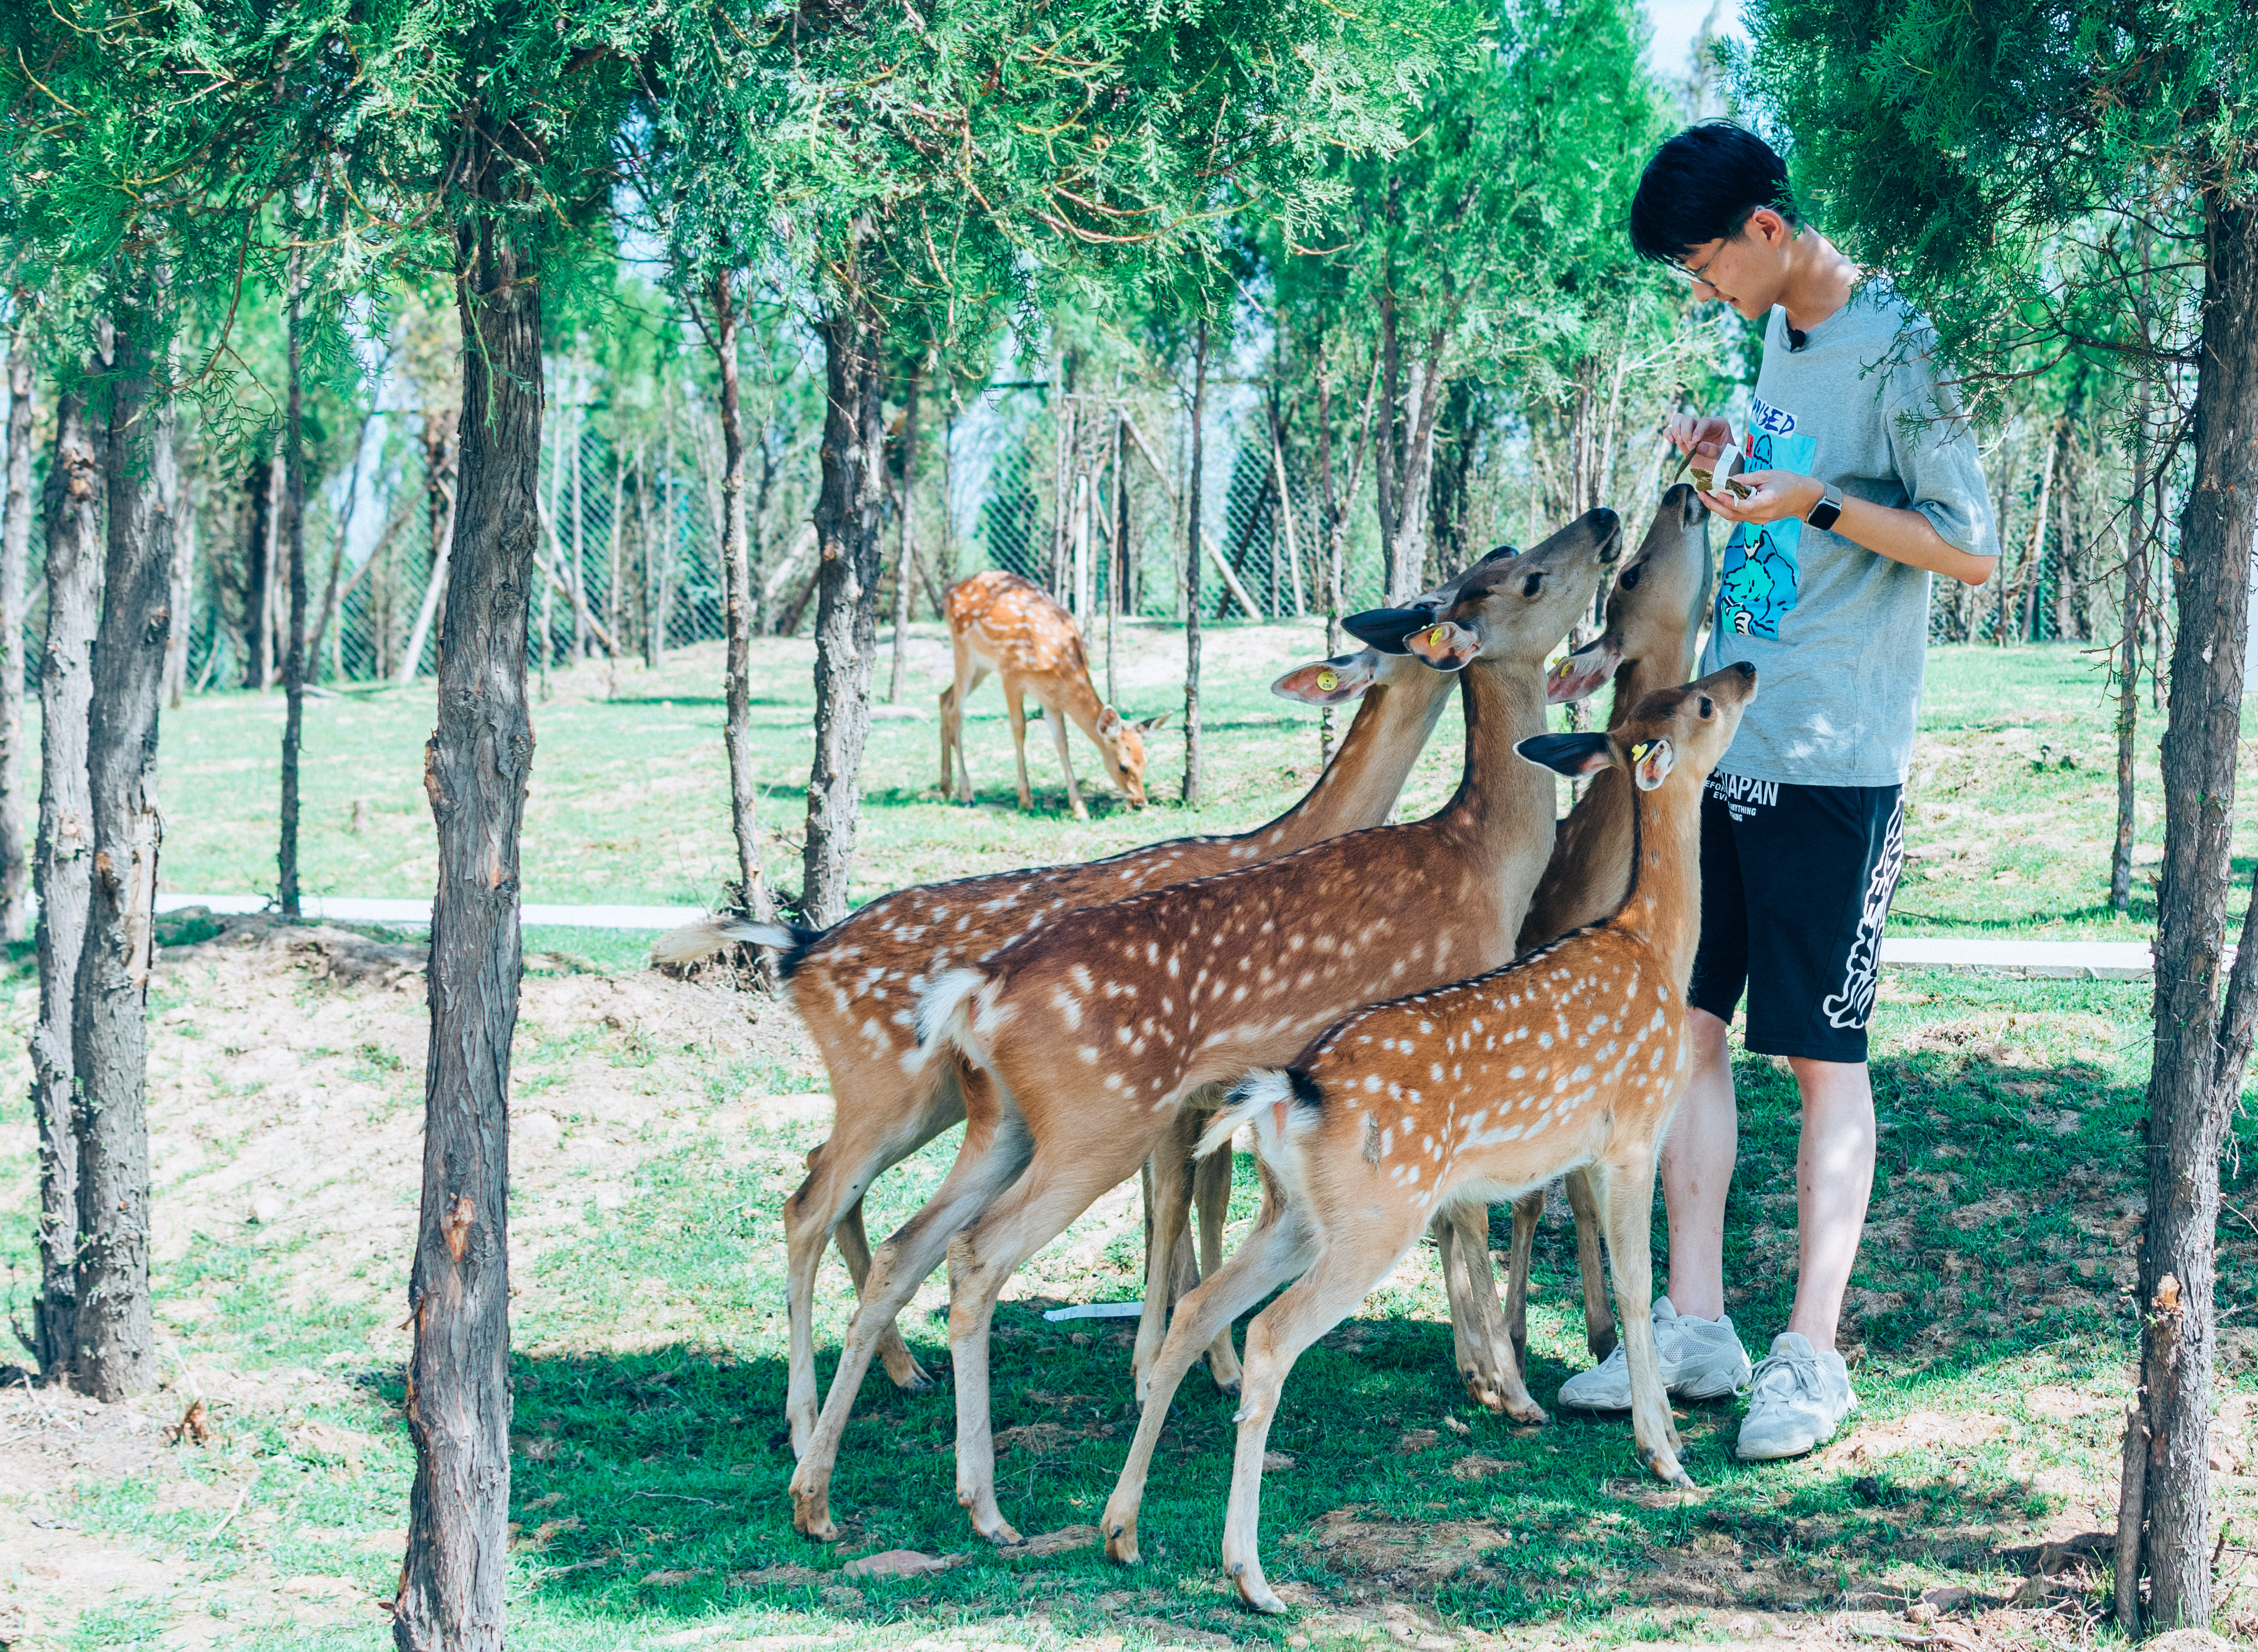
[1521,573,1543,598]
[1699,697,1714,717]
[1618,565,1642,589]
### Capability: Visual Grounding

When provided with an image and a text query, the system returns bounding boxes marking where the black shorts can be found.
[1687,775,1906,1064]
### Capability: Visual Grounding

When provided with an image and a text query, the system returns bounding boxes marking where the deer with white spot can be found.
[1440,480,1716,1415]
[938,569,1165,818]
[1102,663,1758,1613]
[822,510,1618,1549]
[655,554,1517,1458]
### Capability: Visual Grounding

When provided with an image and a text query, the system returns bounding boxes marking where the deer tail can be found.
[648,916,824,978]
[915,966,1005,1064]
[1201,1067,1324,1161]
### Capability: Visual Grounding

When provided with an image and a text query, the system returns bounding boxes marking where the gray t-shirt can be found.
[1699,281,1998,787]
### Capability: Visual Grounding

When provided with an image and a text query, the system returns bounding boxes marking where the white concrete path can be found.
[149,893,2177,980]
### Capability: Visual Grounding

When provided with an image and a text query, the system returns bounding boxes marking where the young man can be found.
[1556,123,1998,1460]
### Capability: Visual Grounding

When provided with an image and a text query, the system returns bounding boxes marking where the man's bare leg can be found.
[1782,1056,1875,1349]
[1660,1008,1738,1321]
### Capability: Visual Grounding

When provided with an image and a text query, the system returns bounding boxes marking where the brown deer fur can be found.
[658,562,1502,1457]
[1102,663,1758,1613]
[1445,481,1715,1412]
[795,510,1620,1546]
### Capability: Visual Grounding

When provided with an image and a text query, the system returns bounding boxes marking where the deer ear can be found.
[1096,706,1123,738]
[1514,732,1613,778]
[1546,638,1621,704]
[1273,655,1375,705]
[1630,737,1676,792]
[1128,712,1169,734]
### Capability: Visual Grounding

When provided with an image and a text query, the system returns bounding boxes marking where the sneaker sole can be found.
[1735,1410,1849,1461]
[1673,1368,1752,1402]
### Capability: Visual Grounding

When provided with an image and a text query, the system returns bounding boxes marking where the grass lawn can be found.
[1,628,2253,1648]
[148,630,2227,942]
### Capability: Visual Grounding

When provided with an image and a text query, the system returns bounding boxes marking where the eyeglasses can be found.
[1672,243,1726,294]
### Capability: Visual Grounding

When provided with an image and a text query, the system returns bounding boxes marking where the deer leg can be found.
[833,1199,936,1394]
[788,1097,1031,1540]
[1444,1204,1544,1423]
[1434,1212,1483,1398]
[1104,1199,1312,1566]
[1133,1111,1200,1408]
[780,1067,965,1454]
[1564,1166,1617,1361]
[1005,683,1034,811]
[1192,1142,1243,1394]
[1046,696,1089,820]
[1221,1222,1423,1614]
[938,683,956,794]
[1504,1188,1542,1371]
[1590,1155,1690,1488]
[947,1145,1147,1545]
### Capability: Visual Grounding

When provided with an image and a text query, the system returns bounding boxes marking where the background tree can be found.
[1741,0,2258,1628]
[0,306,30,945]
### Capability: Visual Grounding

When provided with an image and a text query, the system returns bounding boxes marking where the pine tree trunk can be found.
[1182,322,1208,807]
[707,272,776,940]
[73,293,175,1404]
[889,362,922,704]
[392,210,539,1652]
[279,273,310,919]
[30,352,104,1385]
[801,295,887,927]
[0,324,33,943]
[2129,195,2258,1634]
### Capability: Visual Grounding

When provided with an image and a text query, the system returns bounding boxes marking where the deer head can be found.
[1548,484,1713,704]
[1093,707,1169,806]
[1380,507,1623,671]
[1519,660,1758,798]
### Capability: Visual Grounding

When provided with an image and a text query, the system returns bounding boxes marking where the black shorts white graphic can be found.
[1687,775,1906,1063]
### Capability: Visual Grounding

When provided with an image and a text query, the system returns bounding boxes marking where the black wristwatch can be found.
[1805,483,1844,532]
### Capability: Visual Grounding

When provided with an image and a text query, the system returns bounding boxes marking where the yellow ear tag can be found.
[1316,669,1339,691]
[1630,741,1653,764]
[1426,625,1451,649]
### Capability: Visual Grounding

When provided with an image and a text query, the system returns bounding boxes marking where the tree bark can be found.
[2131,195,2258,1635]
[73,291,174,1404]
[889,360,922,704]
[2112,396,2150,917]
[279,270,310,918]
[392,208,539,1652]
[30,350,104,1385]
[1182,320,1208,807]
[705,271,777,945]
[801,293,887,927]
[1,322,33,943]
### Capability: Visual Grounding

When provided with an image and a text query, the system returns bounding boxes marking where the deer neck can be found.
[1610,775,1704,984]
[1043,665,1111,746]
[1442,656,1555,922]
[1602,638,1698,732]
[1258,673,1456,854]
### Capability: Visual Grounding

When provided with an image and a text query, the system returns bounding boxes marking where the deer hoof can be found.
[1103,1517,1141,1565]
[1230,1561,1285,1615]
[1507,1401,1550,1427]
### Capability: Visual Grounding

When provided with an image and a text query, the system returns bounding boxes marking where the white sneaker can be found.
[1735,1332,1857,1460]
[1554,1296,1754,1411]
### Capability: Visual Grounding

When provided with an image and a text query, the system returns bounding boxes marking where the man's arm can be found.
[1700,471,1997,586]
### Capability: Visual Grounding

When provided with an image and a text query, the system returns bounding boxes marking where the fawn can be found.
[939,570,1164,818]
[656,556,1511,1457]
[834,510,1618,1548]
[1441,480,1716,1415]
[1100,663,1758,1613]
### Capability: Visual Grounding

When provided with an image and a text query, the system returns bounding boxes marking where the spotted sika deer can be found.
[656,558,1509,1457]
[939,569,1165,818]
[823,510,1619,1548]
[1445,481,1716,1410]
[1100,663,1758,1613]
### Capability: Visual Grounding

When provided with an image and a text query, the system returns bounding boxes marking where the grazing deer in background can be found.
[1438,481,1716,1417]
[939,570,1165,819]
[1101,663,1758,1614]
[654,555,1512,1458]
[815,510,1617,1549]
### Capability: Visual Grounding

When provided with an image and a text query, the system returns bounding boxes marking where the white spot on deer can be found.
[1105,1073,1124,1091]
[1080,1047,1099,1064]
[1364,1074,1383,1093]
[1537,1032,1553,1049]
[1050,989,1084,1030]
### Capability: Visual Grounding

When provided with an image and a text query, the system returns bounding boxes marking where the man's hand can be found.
[1700,468,1824,527]
[1663,412,1735,467]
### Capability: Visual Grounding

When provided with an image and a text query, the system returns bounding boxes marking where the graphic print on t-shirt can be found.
[1715,412,1818,639]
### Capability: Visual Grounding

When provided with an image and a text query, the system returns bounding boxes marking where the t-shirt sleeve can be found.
[1883,358,2000,561]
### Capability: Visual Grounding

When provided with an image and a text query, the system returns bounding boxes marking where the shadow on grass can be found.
[478,1021,2242,1640]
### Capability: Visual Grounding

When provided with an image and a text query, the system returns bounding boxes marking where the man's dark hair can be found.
[1628,121,1799,265]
